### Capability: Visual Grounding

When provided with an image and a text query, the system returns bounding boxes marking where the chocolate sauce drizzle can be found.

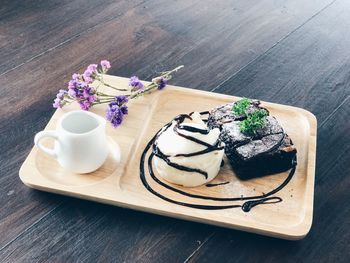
[206,181,230,187]
[140,112,297,212]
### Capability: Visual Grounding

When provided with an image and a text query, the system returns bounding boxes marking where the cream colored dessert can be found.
[153,112,224,187]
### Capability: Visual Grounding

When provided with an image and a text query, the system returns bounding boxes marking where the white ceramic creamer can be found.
[34,110,109,173]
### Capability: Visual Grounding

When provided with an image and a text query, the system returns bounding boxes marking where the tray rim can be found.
[19,80,317,240]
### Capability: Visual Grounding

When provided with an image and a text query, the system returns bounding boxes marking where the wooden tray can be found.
[19,75,317,240]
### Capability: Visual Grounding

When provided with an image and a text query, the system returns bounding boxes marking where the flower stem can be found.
[161,65,184,79]
[102,82,128,91]
[98,98,114,102]
[97,92,115,98]
[98,74,128,91]
[128,83,157,100]
[93,100,113,106]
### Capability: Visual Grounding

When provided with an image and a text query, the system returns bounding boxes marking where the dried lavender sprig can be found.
[105,65,183,127]
[53,60,184,127]
[95,65,183,105]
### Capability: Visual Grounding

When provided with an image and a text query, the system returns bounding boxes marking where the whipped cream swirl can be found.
[153,112,224,187]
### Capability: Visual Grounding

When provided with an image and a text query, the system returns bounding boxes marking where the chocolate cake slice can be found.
[208,100,297,179]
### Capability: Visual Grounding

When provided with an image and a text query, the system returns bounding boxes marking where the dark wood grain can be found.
[0,0,335,248]
[213,0,350,122]
[0,199,215,262]
[0,0,349,262]
[0,0,145,75]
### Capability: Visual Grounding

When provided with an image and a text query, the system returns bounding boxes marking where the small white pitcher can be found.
[34,110,109,174]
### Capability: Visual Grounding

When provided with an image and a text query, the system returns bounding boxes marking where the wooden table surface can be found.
[1,0,349,262]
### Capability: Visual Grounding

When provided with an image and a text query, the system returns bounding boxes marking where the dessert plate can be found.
[19,75,317,240]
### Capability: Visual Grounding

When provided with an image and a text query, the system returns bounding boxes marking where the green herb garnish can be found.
[232,98,268,135]
[239,109,268,136]
[232,97,252,116]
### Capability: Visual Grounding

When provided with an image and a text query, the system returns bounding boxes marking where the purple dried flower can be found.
[79,86,96,106]
[88,95,97,103]
[82,86,95,98]
[79,81,88,88]
[72,73,80,80]
[68,88,77,98]
[79,100,92,111]
[66,73,97,109]
[120,105,128,114]
[68,79,77,89]
[128,76,144,90]
[56,89,67,99]
[100,60,111,72]
[83,88,90,99]
[158,77,167,90]
[115,95,129,104]
[53,98,62,108]
[87,64,98,72]
[83,73,93,84]
[83,64,98,84]
[152,76,167,90]
[53,89,68,108]
[106,102,128,128]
